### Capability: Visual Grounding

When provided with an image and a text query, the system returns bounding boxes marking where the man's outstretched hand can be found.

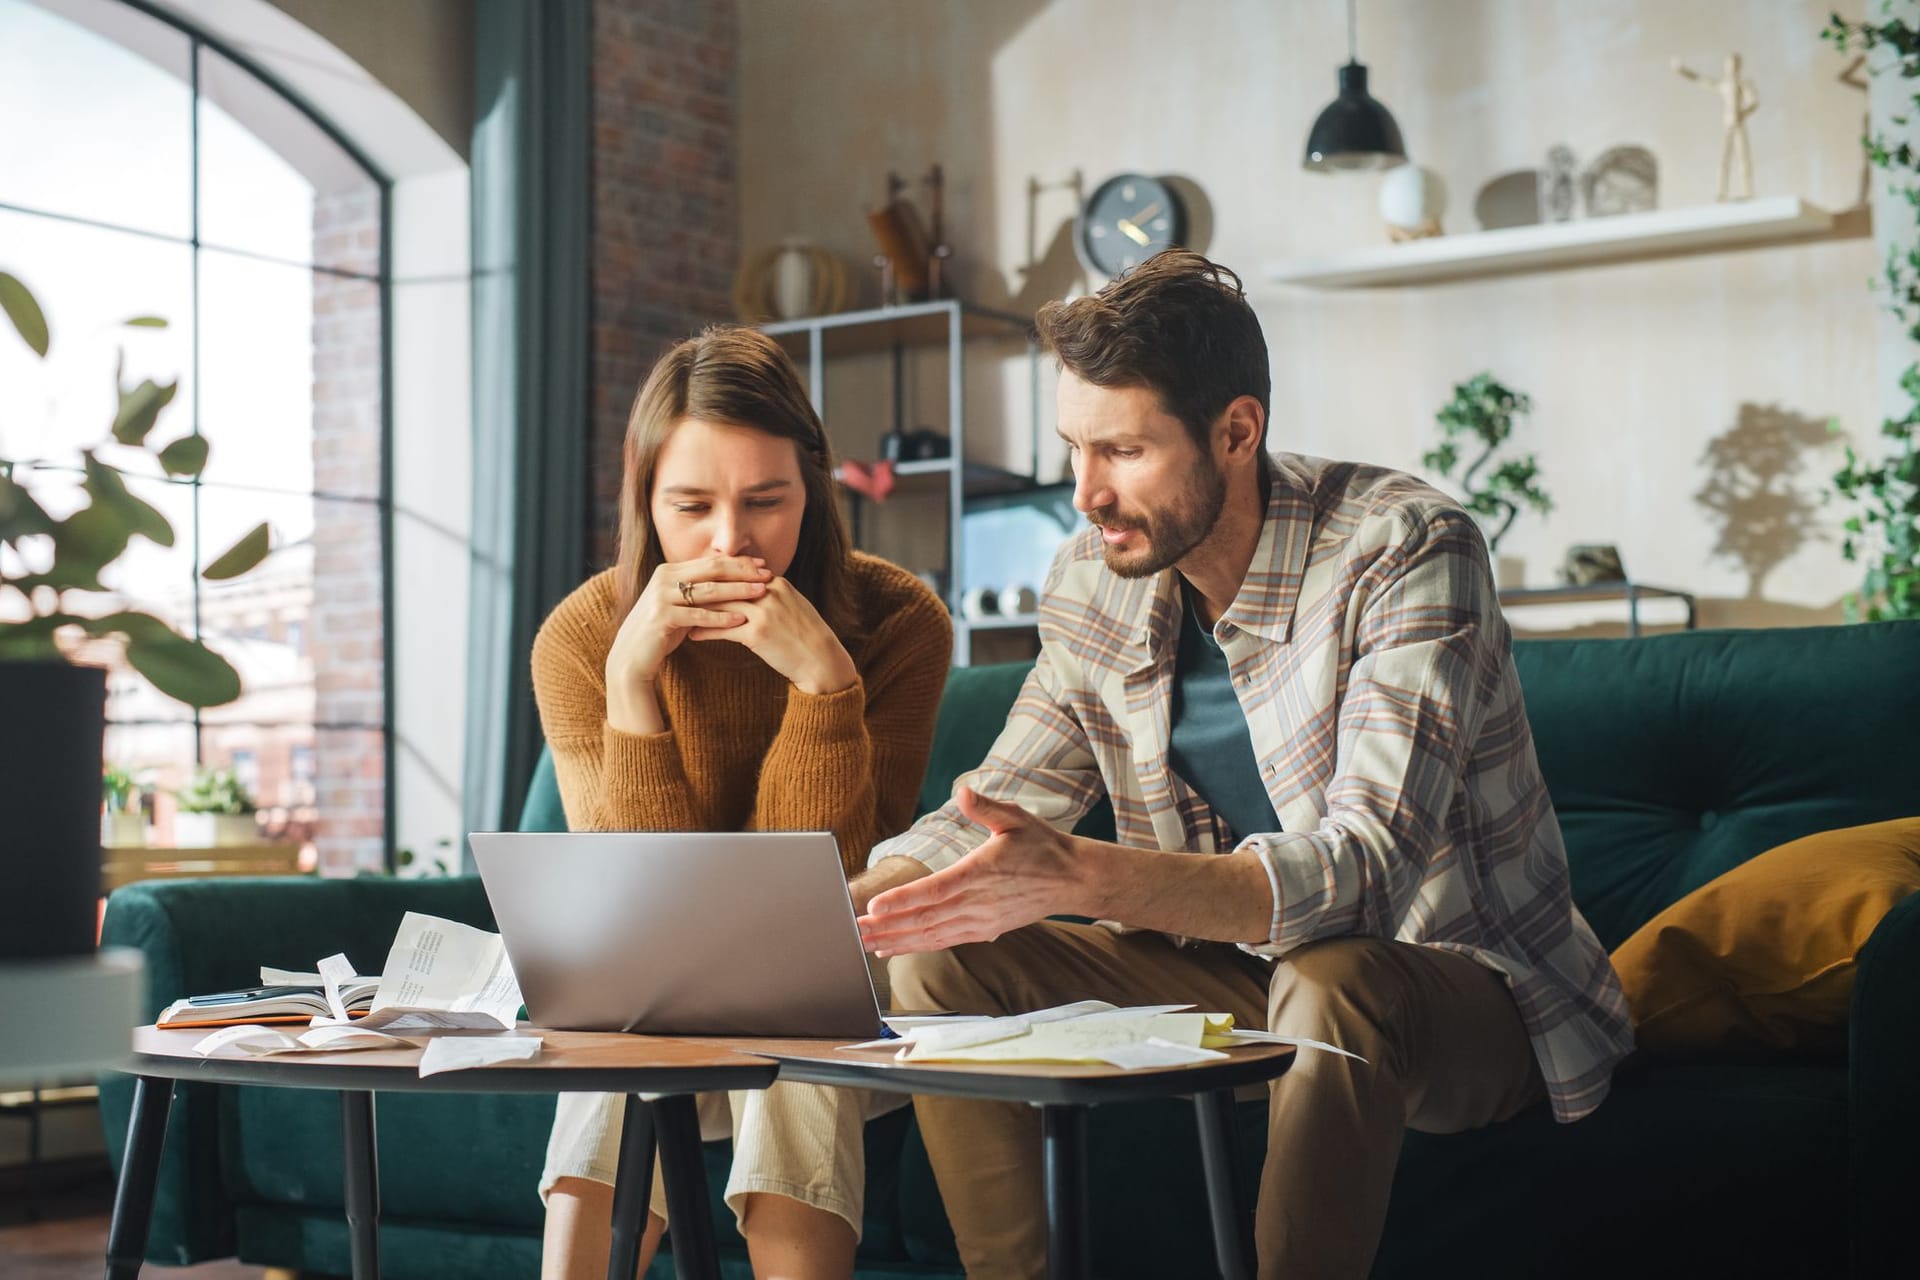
[857,786,1093,956]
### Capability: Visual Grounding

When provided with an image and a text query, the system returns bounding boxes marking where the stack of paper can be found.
[864,1001,1362,1070]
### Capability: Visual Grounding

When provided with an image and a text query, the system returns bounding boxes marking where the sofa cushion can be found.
[1510,622,1920,949]
[1609,818,1920,1056]
[918,661,1116,841]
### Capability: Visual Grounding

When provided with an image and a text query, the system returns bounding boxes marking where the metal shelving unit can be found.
[762,299,1040,664]
[1497,581,1697,636]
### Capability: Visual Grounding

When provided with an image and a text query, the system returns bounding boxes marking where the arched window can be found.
[0,0,390,874]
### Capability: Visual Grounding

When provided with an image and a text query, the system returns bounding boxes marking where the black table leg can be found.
[1194,1088,1253,1280]
[653,1093,719,1280]
[104,1075,173,1280]
[607,1095,658,1280]
[1042,1104,1090,1280]
[340,1091,380,1280]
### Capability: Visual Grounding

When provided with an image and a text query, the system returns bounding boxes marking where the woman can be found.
[534,325,950,1280]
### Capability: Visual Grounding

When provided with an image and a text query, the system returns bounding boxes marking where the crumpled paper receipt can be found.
[865,1000,1365,1070]
[417,1034,543,1077]
[193,1023,413,1057]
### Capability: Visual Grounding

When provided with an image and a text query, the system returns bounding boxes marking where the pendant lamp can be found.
[1302,0,1407,173]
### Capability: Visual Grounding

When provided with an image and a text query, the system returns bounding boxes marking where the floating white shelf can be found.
[1264,197,1840,288]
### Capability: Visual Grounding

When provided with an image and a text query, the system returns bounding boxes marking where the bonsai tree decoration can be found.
[1422,372,1553,555]
[1823,10,1920,622]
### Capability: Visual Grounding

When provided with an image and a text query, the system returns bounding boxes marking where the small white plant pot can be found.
[101,813,146,847]
[176,813,257,847]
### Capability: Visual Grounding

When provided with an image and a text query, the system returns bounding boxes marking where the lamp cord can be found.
[1347,0,1358,63]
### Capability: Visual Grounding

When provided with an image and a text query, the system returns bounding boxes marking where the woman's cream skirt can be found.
[541,1082,904,1239]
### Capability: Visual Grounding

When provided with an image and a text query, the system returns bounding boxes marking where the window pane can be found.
[104,721,194,844]
[197,487,317,729]
[315,727,384,876]
[0,0,192,239]
[0,211,195,477]
[197,251,383,499]
[198,45,381,276]
[199,718,314,866]
[197,489,382,726]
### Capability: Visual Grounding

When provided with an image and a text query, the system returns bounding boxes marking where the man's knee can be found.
[1265,936,1407,1042]
[886,943,1016,1016]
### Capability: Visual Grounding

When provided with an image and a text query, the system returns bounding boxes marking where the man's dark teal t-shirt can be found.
[1165,585,1280,843]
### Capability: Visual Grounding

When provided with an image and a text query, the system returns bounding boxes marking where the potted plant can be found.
[1824,10,1920,621]
[1,270,269,958]
[1422,372,1553,584]
[100,765,146,847]
[173,768,258,847]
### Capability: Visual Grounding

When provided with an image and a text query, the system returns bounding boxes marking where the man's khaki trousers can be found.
[888,922,1546,1280]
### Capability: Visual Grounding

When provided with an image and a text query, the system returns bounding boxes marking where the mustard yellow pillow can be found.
[1610,818,1920,1057]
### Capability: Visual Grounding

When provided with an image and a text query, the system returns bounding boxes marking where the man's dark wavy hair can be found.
[1034,249,1271,451]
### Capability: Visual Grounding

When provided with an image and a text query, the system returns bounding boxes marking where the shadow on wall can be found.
[1694,402,1837,600]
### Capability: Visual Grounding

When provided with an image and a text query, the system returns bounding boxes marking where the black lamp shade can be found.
[1303,61,1407,172]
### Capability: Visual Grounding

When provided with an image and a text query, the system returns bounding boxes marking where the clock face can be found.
[1076,173,1188,278]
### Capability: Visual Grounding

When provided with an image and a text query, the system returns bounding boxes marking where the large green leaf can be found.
[75,610,177,642]
[111,377,179,447]
[123,629,241,707]
[0,472,55,542]
[83,453,173,547]
[9,557,107,593]
[0,612,66,660]
[0,271,49,357]
[155,434,209,478]
[52,503,132,576]
[202,521,270,580]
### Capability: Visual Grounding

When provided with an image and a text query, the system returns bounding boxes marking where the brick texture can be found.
[588,0,740,566]
[311,187,386,875]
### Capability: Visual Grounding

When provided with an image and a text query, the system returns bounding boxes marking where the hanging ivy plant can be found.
[1825,8,1920,621]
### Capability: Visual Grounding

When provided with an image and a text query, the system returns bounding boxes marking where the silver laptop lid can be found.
[469,830,880,1038]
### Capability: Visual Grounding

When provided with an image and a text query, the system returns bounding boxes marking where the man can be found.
[850,250,1633,1279]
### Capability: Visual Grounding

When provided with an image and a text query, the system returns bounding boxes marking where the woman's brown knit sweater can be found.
[530,553,952,879]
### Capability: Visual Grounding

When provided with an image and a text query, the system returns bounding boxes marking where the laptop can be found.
[468,831,883,1038]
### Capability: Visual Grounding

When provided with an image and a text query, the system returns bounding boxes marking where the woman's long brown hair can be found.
[613,325,859,641]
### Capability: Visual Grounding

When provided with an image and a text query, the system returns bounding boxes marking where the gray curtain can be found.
[465,0,591,842]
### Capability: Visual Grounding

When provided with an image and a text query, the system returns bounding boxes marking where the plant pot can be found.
[0,661,105,959]
[101,812,146,847]
[175,812,257,847]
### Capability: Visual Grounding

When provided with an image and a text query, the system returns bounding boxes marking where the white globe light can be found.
[1379,164,1448,233]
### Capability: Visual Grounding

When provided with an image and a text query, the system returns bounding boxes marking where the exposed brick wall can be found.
[588,0,740,567]
[310,187,386,875]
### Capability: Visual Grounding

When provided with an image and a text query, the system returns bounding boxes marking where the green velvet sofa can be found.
[101,621,1920,1278]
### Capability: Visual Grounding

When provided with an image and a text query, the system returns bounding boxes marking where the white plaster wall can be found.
[741,0,1889,633]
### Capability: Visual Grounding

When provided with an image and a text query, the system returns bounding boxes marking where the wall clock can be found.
[1075,172,1188,278]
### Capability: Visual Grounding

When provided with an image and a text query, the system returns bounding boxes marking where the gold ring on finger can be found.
[678,580,696,606]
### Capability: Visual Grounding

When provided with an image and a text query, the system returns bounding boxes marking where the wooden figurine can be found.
[1672,52,1759,201]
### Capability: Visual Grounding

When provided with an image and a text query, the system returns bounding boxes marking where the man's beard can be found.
[1087,456,1228,580]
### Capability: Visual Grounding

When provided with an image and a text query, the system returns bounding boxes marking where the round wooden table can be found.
[691,1035,1299,1280]
[112,1026,780,1280]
